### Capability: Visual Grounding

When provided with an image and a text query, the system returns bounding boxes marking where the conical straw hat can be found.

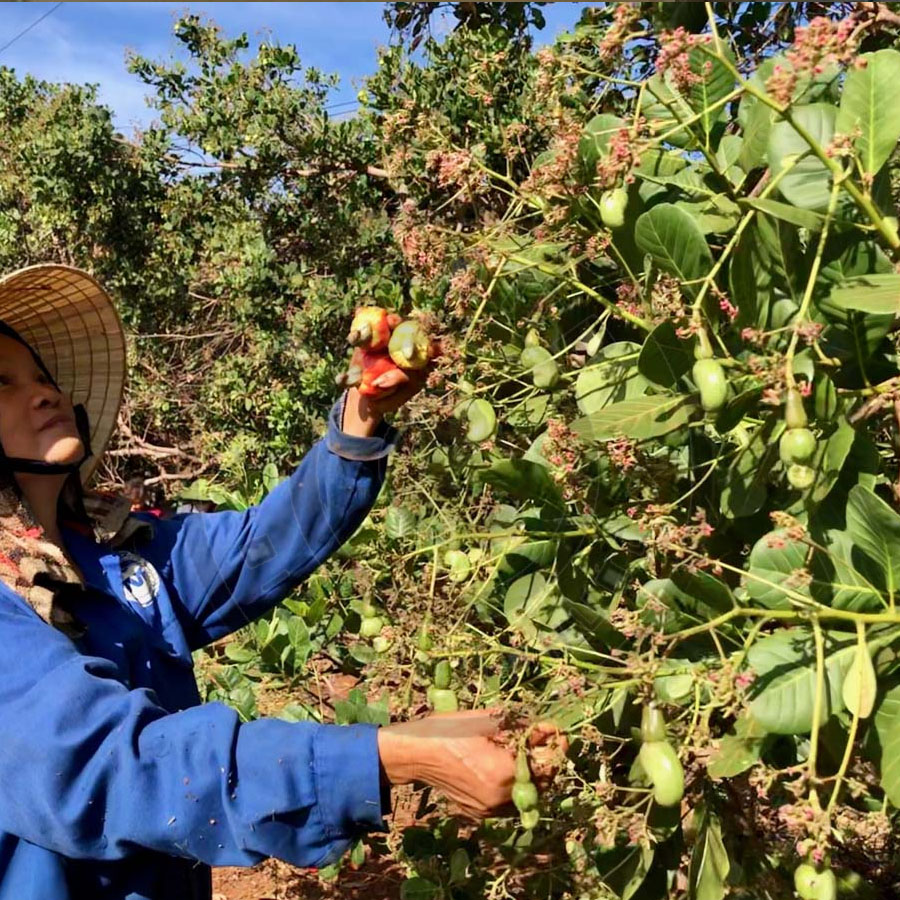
[0,264,127,486]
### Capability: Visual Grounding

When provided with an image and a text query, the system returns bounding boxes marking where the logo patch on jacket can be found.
[117,551,161,608]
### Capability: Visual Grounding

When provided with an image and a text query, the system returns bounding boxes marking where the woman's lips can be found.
[40,415,72,431]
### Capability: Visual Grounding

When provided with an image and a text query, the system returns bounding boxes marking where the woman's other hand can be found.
[376,709,567,821]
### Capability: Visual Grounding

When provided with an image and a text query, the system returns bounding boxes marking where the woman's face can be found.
[0,335,84,466]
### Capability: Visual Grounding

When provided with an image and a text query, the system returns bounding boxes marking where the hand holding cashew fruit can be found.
[376,711,567,822]
[337,306,441,418]
[340,346,403,397]
[637,704,685,807]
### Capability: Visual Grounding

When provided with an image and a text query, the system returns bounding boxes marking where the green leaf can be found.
[571,396,696,444]
[575,342,647,415]
[720,418,777,519]
[690,809,730,900]
[449,848,470,885]
[809,417,856,504]
[717,133,744,174]
[638,321,693,388]
[670,568,734,616]
[578,113,626,175]
[757,214,805,306]
[640,573,733,630]
[738,99,773,171]
[507,394,550,428]
[688,46,735,128]
[740,197,825,231]
[826,274,900,314]
[768,103,836,210]
[846,485,900,603]
[873,681,900,755]
[729,221,773,329]
[745,529,811,609]
[350,838,366,867]
[287,616,310,657]
[634,203,713,298]
[748,628,858,734]
[384,506,417,540]
[654,664,695,703]
[836,49,900,175]
[481,458,564,510]
[707,728,765,779]
[596,845,655,900]
[673,197,741,235]
[842,634,877,719]
[564,598,628,651]
[400,877,441,900]
[505,573,557,640]
[636,165,718,200]
[223,643,256,664]
[809,528,884,613]
[881,704,900,807]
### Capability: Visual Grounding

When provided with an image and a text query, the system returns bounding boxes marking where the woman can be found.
[0,264,548,900]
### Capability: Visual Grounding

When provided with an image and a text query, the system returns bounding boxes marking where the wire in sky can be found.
[0,2,63,58]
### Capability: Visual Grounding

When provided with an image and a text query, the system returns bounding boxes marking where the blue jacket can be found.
[0,394,402,900]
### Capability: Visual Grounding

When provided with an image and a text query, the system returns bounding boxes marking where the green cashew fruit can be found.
[360,600,377,618]
[692,358,728,412]
[638,741,685,807]
[462,398,497,443]
[519,808,540,830]
[429,687,459,712]
[443,549,472,582]
[794,863,837,900]
[779,427,817,465]
[785,387,808,429]
[372,635,392,654]
[515,748,531,784]
[433,659,452,690]
[512,780,539,813]
[599,188,628,229]
[359,615,384,638]
[520,346,560,390]
[641,704,667,744]
[787,463,815,490]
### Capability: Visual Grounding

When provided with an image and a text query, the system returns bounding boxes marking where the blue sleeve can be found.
[136,394,402,650]
[0,587,387,867]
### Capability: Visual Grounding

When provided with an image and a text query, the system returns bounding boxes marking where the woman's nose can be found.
[31,385,60,408]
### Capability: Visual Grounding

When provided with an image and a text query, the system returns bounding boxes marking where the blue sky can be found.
[0,2,592,135]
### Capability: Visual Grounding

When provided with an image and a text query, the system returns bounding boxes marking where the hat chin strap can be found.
[0,403,93,477]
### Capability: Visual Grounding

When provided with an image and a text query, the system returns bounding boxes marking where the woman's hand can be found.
[377,709,567,821]
[341,358,435,437]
